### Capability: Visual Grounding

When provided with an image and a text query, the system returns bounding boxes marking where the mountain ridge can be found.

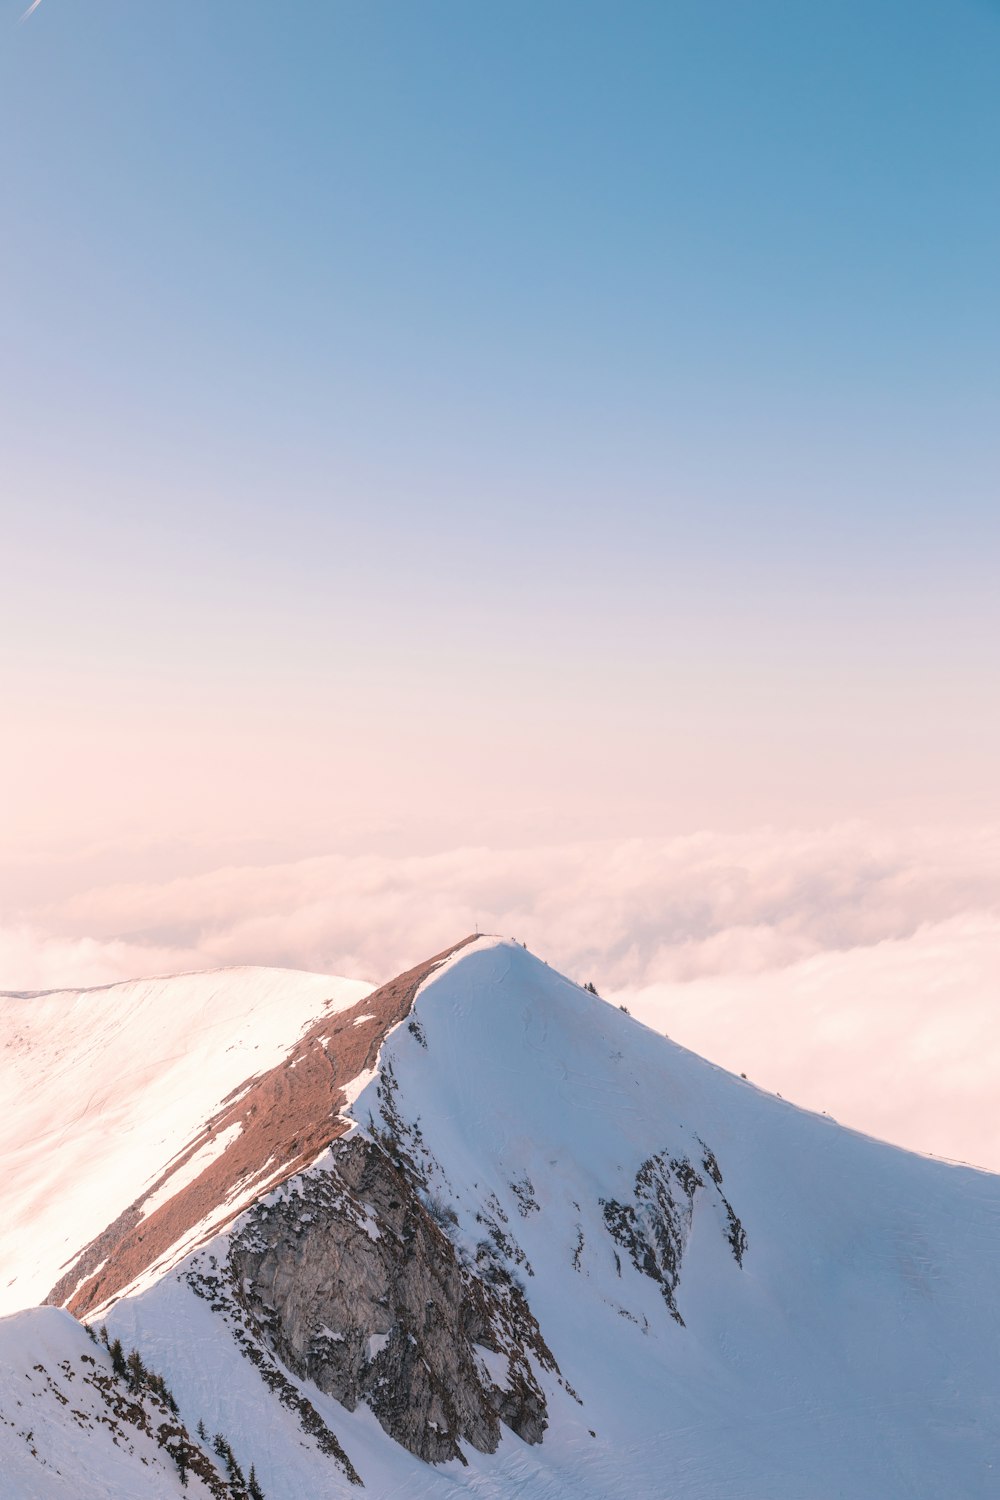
[54,937,479,1318]
[3,936,1000,1497]
[0,962,373,1315]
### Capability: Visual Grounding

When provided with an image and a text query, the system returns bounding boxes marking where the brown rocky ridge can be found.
[49,936,478,1319]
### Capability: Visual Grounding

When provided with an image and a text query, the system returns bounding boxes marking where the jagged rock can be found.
[227,1135,557,1465]
[600,1149,746,1323]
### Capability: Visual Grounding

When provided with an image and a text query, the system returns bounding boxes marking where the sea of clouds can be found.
[3,822,999,1169]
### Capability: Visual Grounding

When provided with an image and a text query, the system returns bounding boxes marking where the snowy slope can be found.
[90,939,1000,1499]
[0,966,371,1315]
[0,1306,225,1498]
[5,938,1000,1498]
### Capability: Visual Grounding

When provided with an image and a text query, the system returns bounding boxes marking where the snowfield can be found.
[0,966,371,1315]
[3,938,1000,1497]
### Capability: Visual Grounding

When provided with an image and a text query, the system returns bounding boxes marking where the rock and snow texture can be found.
[224,1130,558,1466]
[4,937,1000,1497]
[46,940,477,1318]
[0,1306,232,1498]
[0,966,371,1315]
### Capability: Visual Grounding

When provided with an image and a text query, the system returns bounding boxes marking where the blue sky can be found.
[1,0,998,855]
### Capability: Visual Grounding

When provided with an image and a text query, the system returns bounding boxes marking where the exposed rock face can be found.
[600,1147,747,1324]
[227,1135,558,1465]
[50,938,478,1318]
[46,933,748,1479]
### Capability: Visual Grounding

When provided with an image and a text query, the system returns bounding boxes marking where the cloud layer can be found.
[3,823,999,1167]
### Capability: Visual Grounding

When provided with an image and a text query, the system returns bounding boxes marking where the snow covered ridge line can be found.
[48,938,479,1320]
[0,965,372,1317]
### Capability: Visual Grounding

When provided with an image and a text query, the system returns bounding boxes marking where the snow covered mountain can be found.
[3,937,999,1498]
[0,965,372,1316]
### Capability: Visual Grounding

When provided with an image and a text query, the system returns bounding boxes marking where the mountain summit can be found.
[2,937,999,1498]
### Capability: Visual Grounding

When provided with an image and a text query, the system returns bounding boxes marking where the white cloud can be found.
[618,914,1000,1171]
[23,820,999,985]
[3,822,1000,1166]
[0,926,205,995]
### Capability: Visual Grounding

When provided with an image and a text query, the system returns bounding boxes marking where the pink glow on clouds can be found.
[622,915,1000,1173]
[2,822,999,1170]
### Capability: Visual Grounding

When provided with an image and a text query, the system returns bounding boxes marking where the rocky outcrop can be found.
[226,1134,558,1465]
[600,1146,747,1324]
[46,932,747,1479]
[50,938,478,1319]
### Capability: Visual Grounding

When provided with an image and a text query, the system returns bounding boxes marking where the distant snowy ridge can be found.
[0,965,372,1315]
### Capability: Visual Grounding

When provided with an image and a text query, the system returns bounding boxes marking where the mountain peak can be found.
[6,937,1000,1497]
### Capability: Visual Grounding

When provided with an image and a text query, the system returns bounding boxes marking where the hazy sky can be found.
[3,0,998,858]
[2,5,998,1160]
